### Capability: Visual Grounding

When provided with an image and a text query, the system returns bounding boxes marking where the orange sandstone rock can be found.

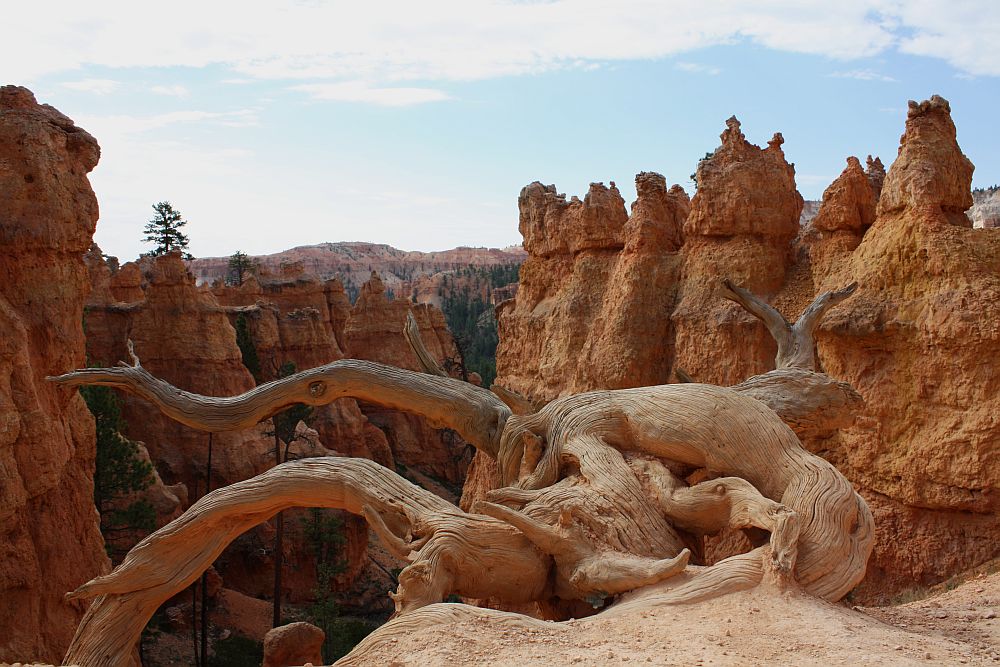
[805,156,878,278]
[85,252,275,491]
[262,622,325,667]
[672,118,803,385]
[0,86,109,663]
[491,98,1000,600]
[876,95,974,225]
[345,273,472,486]
[812,96,1000,600]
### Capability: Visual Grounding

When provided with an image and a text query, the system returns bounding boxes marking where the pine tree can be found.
[227,250,255,286]
[142,201,191,258]
[80,383,156,558]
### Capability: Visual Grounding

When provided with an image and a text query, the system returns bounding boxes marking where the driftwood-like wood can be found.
[720,279,857,371]
[51,287,875,666]
[720,280,865,438]
[403,310,449,377]
[63,458,550,665]
[50,347,510,456]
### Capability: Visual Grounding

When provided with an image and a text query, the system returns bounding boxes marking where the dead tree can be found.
[51,284,873,667]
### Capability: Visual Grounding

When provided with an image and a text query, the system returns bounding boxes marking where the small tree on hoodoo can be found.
[142,201,191,258]
[227,250,255,286]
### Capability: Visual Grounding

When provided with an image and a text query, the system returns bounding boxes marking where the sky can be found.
[3,1,999,262]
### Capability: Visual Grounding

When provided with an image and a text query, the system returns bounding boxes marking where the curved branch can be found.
[720,278,794,357]
[721,278,859,371]
[794,282,858,338]
[403,310,448,377]
[64,457,549,665]
[49,358,510,457]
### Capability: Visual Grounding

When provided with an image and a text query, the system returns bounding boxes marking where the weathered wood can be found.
[63,457,550,666]
[53,285,874,666]
[403,310,449,377]
[720,280,864,438]
[720,278,858,371]
[50,349,510,457]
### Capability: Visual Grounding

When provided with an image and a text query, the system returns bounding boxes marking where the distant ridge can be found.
[187,241,526,289]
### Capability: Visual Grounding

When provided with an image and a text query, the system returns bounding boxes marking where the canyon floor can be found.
[343,565,1000,666]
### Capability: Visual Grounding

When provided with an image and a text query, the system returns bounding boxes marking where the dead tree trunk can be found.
[51,296,874,666]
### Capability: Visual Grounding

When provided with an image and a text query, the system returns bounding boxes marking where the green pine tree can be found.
[142,201,191,258]
[80,383,156,558]
[227,250,256,286]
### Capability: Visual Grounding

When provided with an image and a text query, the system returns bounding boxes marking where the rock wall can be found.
[969,187,1000,228]
[0,86,109,662]
[493,97,1000,601]
[813,96,1000,600]
[496,176,688,399]
[85,252,275,491]
[188,242,526,293]
[345,272,473,488]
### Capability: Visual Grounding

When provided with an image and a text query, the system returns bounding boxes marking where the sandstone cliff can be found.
[493,97,1000,601]
[85,252,275,491]
[496,176,688,399]
[672,119,803,385]
[0,86,108,662]
[345,272,472,487]
[813,95,1000,600]
[969,187,1000,228]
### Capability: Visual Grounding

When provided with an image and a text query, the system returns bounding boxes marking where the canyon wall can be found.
[85,254,470,612]
[493,96,999,601]
[0,87,108,662]
[188,242,526,295]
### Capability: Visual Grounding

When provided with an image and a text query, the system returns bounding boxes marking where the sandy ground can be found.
[337,570,1000,666]
[5,570,997,666]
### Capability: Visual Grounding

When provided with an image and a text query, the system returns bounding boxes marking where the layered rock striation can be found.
[0,86,108,662]
[493,97,1000,601]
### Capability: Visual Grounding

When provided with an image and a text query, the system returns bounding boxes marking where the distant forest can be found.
[440,263,521,388]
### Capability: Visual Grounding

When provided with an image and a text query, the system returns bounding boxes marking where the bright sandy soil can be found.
[337,570,1000,666]
[4,570,997,666]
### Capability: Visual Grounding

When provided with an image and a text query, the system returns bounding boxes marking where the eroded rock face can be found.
[86,253,275,491]
[497,174,687,401]
[492,98,1000,601]
[969,187,1000,229]
[805,156,879,278]
[672,118,803,385]
[0,86,108,662]
[187,242,526,296]
[813,96,1000,600]
[877,95,974,225]
[346,273,472,487]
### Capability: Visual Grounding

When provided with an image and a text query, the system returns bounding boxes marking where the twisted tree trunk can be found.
[51,284,873,667]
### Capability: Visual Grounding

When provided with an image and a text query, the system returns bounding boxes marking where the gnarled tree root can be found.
[63,457,550,666]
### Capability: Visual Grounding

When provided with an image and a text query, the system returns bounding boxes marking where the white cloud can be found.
[2,0,997,89]
[78,109,259,134]
[150,84,190,97]
[675,61,721,75]
[291,81,451,106]
[60,78,120,94]
[891,0,1000,77]
[830,69,897,82]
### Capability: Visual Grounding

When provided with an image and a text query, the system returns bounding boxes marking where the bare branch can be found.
[490,385,542,415]
[674,368,696,384]
[64,457,550,665]
[720,279,859,371]
[403,310,448,377]
[49,359,510,457]
[719,278,794,357]
[795,282,858,338]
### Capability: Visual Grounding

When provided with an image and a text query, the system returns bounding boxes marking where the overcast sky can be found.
[4,1,998,261]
